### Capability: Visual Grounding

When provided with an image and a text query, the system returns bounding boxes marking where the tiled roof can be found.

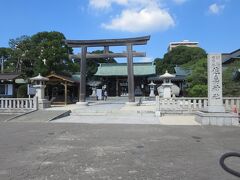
[174,66,191,76]
[222,49,240,64]
[0,73,21,80]
[47,73,78,83]
[95,62,156,76]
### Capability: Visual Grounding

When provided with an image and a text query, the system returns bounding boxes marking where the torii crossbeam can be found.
[65,35,150,104]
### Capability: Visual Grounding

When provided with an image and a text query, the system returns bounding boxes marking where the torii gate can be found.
[65,36,150,104]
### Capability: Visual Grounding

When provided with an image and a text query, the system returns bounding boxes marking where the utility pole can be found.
[0,56,4,74]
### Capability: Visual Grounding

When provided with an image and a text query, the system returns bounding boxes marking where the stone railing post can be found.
[155,96,161,117]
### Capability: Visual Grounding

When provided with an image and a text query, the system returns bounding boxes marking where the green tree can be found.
[7,35,40,77]
[9,36,36,77]
[87,50,116,77]
[0,47,13,73]
[184,58,240,97]
[31,31,74,76]
[223,61,240,96]
[156,46,207,74]
[185,58,208,97]
[17,84,28,98]
[6,32,75,78]
[154,58,163,74]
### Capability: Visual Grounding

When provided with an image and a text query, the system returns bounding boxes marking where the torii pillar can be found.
[79,46,87,103]
[127,44,135,103]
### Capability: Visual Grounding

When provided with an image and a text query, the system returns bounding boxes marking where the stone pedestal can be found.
[76,101,89,106]
[149,89,155,97]
[195,111,239,126]
[162,85,172,98]
[33,85,50,109]
[38,99,51,109]
[207,105,225,113]
[91,87,96,97]
[155,111,161,117]
[125,102,138,106]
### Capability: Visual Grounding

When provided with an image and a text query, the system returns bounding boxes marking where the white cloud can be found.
[88,0,175,33]
[172,0,188,5]
[209,3,225,14]
[102,8,175,33]
[89,0,111,9]
[89,0,160,10]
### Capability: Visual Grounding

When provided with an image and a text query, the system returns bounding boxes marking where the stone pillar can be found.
[116,78,119,96]
[163,86,172,98]
[35,85,46,100]
[91,86,96,97]
[64,81,67,106]
[127,44,135,102]
[79,46,87,102]
[207,54,225,112]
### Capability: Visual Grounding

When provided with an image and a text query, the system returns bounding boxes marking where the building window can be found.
[0,84,6,95]
[0,84,12,96]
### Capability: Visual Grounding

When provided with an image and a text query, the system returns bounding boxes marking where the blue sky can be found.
[0,0,239,62]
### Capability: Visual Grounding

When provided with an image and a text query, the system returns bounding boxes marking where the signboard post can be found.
[28,84,36,96]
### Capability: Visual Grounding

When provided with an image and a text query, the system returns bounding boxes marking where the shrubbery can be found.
[17,84,28,98]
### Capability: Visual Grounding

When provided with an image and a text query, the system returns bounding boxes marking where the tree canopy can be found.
[223,61,240,96]
[1,32,118,79]
[155,46,207,74]
[0,47,13,73]
[2,31,75,78]
[185,58,208,97]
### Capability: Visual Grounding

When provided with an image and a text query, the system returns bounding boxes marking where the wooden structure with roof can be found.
[46,73,79,105]
[65,36,150,103]
[0,73,21,97]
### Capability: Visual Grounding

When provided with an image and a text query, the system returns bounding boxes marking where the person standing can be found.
[104,90,108,101]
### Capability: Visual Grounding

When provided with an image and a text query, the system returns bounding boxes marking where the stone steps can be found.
[70,109,155,117]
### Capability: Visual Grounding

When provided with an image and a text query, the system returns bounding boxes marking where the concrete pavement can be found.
[49,101,200,125]
[0,100,239,179]
[0,123,239,180]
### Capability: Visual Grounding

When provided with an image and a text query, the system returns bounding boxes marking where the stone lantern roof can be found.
[30,73,49,81]
[148,81,156,86]
[160,70,175,79]
[87,80,102,87]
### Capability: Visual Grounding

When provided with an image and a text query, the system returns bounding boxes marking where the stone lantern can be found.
[87,80,101,97]
[148,81,156,97]
[30,73,50,109]
[159,70,175,98]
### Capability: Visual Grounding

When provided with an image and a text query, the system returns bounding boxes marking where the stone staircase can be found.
[68,101,156,117]
[70,108,155,117]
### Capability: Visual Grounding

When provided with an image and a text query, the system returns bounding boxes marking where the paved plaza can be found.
[0,122,239,180]
[0,101,239,180]
[46,101,200,125]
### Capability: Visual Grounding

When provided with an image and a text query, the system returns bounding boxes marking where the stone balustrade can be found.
[0,97,38,113]
[156,96,240,114]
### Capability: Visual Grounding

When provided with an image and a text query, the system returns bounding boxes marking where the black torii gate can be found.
[65,36,150,104]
